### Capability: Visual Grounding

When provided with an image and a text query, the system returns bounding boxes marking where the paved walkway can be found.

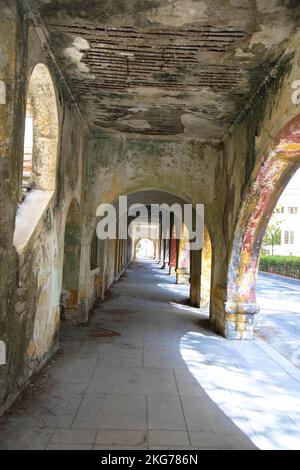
[256,272,300,369]
[1,262,300,450]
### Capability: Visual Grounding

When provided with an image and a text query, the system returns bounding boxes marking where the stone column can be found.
[209,234,259,340]
[157,215,163,263]
[200,226,212,306]
[160,238,166,268]
[176,224,190,285]
[163,237,170,269]
[190,248,201,307]
[224,303,259,340]
[115,238,120,276]
[169,226,177,275]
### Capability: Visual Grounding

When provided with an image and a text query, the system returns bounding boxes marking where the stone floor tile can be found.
[88,366,178,396]
[0,426,53,450]
[148,394,186,431]
[50,428,97,445]
[95,429,147,447]
[148,430,189,447]
[73,393,147,430]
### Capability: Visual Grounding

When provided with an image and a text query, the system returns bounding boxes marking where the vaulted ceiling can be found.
[31,0,300,139]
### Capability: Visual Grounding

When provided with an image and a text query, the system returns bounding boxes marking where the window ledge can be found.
[13,190,54,253]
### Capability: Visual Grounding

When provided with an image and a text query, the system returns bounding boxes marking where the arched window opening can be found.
[14,64,59,252]
[22,102,33,198]
[20,63,58,202]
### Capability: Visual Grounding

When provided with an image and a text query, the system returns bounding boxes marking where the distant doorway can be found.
[135,238,155,259]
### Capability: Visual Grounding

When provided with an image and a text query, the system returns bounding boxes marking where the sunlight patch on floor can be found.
[180,331,300,450]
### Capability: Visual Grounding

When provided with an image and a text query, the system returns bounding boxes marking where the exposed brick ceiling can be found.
[31,0,300,139]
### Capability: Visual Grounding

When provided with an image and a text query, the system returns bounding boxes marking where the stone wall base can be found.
[169,266,176,275]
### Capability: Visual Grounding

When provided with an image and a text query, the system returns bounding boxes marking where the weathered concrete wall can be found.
[0,0,20,410]
[0,4,87,412]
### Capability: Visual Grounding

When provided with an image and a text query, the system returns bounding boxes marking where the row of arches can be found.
[12,63,300,342]
[62,157,299,339]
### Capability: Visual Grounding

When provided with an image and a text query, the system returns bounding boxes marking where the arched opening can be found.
[254,168,300,363]
[61,199,81,322]
[201,225,212,307]
[92,189,212,321]
[14,64,59,251]
[21,63,58,201]
[260,170,300,258]
[22,102,33,197]
[227,113,300,339]
[135,238,155,259]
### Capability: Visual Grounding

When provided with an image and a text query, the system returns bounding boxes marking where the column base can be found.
[169,266,176,275]
[176,268,190,285]
[190,278,200,307]
[224,302,260,340]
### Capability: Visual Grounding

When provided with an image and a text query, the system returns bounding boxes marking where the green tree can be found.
[262,206,283,256]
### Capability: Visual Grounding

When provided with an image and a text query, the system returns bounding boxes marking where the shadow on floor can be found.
[0,262,300,449]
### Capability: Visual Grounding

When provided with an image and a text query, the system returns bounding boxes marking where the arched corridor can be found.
[1,261,300,450]
[2,0,300,451]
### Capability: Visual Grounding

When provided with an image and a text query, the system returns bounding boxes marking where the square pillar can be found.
[176,224,190,285]
[190,248,202,307]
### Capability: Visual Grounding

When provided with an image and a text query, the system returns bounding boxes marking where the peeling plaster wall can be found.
[31,0,300,139]
[0,5,86,413]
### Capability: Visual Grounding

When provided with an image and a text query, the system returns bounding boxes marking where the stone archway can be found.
[226,114,300,339]
[61,199,81,322]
